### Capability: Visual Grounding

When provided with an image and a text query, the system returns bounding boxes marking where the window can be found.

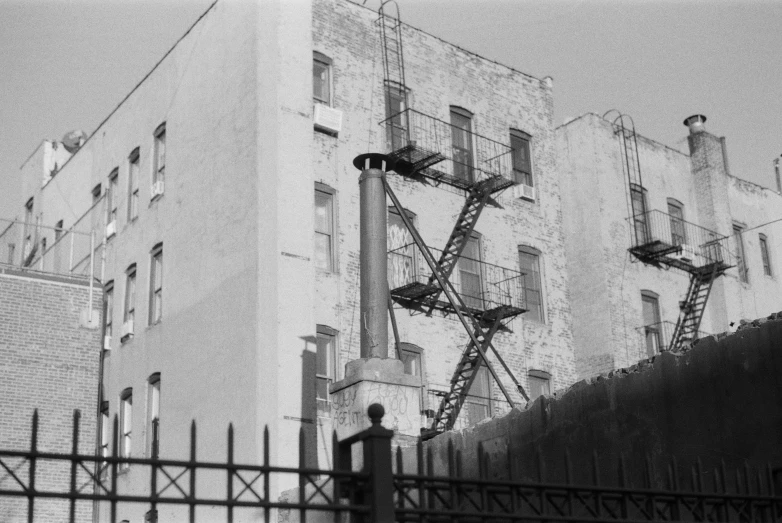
[733,224,748,282]
[100,401,110,476]
[759,234,772,276]
[510,130,533,186]
[147,374,160,458]
[92,184,102,205]
[450,107,474,182]
[153,122,166,186]
[641,291,662,356]
[667,199,686,246]
[53,220,64,272]
[630,184,649,245]
[315,325,338,410]
[385,83,408,151]
[313,52,331,105]
[400,343,423,377]
[458,234,483,310]
[387,207,416,290]
[119,389,132,467]
[314,185,335,271]
[128,148,140,221]
[107,168,119,225]
[149,243,163,325]
[23,198,34,262]
[464,365,490,426]
[7,243,15,264]
[104,281,114,339]
[123,264,136,336]
[527,370,551,400]
[518,246,544,323]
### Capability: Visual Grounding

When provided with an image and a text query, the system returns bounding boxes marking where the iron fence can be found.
[2,407,780,522]
[380,108,515,189]
[628,210,735,272]
[388,242,526,312]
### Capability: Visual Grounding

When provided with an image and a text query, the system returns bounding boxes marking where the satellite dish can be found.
[62,130,87,153]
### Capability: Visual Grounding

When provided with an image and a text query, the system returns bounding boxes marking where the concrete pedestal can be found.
[330,357,422,440]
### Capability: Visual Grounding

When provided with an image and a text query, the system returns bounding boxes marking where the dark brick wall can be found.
[0,271,102,522]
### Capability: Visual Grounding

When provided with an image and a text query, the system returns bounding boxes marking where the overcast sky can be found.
[1,0,780,217]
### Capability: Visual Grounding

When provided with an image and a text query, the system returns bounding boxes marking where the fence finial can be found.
[368,403,385,425]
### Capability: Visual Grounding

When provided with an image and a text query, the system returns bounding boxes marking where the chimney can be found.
[683,114,707,134]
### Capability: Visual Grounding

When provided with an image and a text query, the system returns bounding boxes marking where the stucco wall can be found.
[422,313,782,488]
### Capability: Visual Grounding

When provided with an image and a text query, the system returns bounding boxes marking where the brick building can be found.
[0,267,102,522]
[0,0,577,518]
[558,112,782,379]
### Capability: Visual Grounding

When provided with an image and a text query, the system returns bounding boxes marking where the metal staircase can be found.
[668,263,720,352]
[383,179,527,438]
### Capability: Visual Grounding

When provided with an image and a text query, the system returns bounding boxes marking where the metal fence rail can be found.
[2,407,780,522]
[388,242,526,312]
[380,108,515,190]
[628,210,735,272]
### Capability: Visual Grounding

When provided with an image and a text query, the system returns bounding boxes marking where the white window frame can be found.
[149,243,163,325]
[119,389,133,468]
[314,183,337,272]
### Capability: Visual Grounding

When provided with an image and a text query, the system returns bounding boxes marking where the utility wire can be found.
[737,216,782,235]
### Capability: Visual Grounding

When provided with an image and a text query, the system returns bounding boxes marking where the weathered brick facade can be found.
[0,270,101,522]
[558,113,782,379]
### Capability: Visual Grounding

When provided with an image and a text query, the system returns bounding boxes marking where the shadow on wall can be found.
[421,312,782,488]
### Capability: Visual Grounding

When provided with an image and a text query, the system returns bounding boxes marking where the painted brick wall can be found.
[311,0,575,454]
[0,270,102,522]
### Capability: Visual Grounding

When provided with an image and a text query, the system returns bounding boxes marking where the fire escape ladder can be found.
[429,316,504,435]
[425,184,493,305]
[668,263,719,351]
[382,177,522,436]
[378,1,409,110]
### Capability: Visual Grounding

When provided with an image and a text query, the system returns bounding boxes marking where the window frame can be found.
[733,223,749,283]
[759,233,772,277]
[100,400,110,477]
[149,243,163,325]
[666,198,686,246]
[119,388,133,467]
[128,147,140,221]
[313,52,332,106]
[518,246,545,323]
[147,373,160,458]
[510,129,533,187]
[314,183,337,272]
[104,280,114,340]
[457,232,484,310]
[387,206,417,290]
[107,168,119,225]
[464,364,491,426]
[153,122,166,186]
[449,106,475,183]
[384,81,409,151]
[527,369,551,401]
[641,290,662,356]
[630,183,649,245]
[315,325,338,412]
[123,264,137,337]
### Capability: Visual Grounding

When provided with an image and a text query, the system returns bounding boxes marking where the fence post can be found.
[363,404,395,523]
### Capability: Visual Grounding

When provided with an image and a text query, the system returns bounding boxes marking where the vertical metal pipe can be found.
[356,154,392,359]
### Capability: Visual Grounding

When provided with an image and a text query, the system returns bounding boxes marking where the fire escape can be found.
[376,2,527,439]
[606,111,735,352]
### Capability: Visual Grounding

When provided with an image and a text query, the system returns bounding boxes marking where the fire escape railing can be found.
[628,210,735,273]
[380,108,515,193]
[388,242,526,317]
[637,320,712,357]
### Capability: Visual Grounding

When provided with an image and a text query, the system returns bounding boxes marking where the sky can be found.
[1,0,780,216]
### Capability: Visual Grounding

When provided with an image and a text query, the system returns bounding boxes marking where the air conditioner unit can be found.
[121,320,134,339]
[151,180,165,199]
[512,184,536,201]
[670,244,697,264]
[103,335,112,351]
[313,104,343,135]
[105,220,117,239]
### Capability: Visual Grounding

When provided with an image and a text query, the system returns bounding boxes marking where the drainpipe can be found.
[354,153,395,359]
